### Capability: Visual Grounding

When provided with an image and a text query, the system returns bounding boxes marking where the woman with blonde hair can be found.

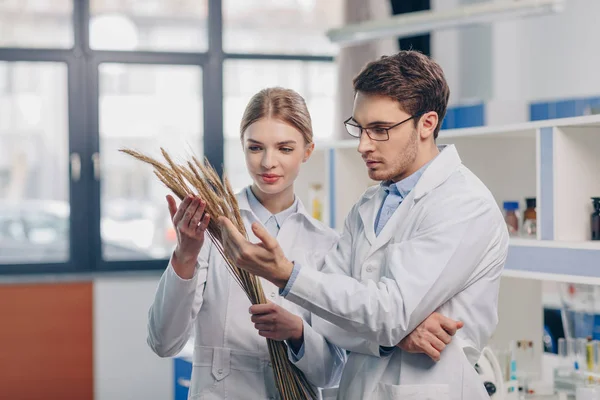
[147,87,346,399]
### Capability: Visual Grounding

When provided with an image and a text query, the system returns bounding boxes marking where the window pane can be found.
[223,0,343,55]
[0,62,69,264]
[90,0,208,52]
[99,64,203,261]
[223,60,337,191]
[0,1,73,48]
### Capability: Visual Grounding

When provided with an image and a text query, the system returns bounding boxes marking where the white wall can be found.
[432,0,600,124]
[94,274,173,400]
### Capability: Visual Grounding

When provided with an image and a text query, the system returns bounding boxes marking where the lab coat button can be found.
[268,361,272,368]
[366,266,373,272]
[217,368,223,375]
[270,292,276,298]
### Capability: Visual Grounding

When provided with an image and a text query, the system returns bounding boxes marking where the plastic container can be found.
[592,197,600,241]
[503,201,520,236]
[522,197,537,238]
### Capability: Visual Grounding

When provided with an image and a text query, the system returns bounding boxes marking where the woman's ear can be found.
[303,142,315,163]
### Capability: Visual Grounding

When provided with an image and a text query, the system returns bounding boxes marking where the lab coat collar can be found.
[411,144,461,200]
[358,144,461,246]
[236,187,326,235]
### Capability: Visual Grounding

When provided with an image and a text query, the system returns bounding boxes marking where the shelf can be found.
[509,238,600,250]
[505,239,600,283]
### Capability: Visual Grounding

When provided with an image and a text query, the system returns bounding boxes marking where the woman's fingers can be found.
[172,195,192,225]
[189,200,207,229]
[180,198,200,230]
[195,213,210,235]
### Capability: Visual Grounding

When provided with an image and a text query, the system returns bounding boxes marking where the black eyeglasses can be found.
[344,113,424,141]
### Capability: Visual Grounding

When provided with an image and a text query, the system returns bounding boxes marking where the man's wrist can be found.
[272,259,294,288]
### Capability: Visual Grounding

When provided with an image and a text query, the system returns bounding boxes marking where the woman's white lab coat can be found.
[284,145,510,400]
[147,189,346,400]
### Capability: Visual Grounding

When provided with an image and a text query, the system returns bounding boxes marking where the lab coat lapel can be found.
[363,145,462,259]
[365,190,416,259]
[358,189,385,246]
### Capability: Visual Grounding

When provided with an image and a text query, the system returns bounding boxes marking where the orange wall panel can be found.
[0,282,94,400]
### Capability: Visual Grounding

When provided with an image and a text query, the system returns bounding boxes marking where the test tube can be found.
[567,337,577,369]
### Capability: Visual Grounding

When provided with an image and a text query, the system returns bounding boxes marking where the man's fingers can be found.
[434,326,452,345]
[166,195,178,220]
[251,222,279,251]
[423,343,441,362]
[218,216,247,249]
[439,315,463,336]
[428,334,447,353]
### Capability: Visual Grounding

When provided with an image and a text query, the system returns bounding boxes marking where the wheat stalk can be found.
[120,148,318,400]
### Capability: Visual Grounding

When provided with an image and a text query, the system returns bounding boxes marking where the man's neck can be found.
[392,143,439,183]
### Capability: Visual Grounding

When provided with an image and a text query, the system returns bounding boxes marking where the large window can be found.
[99,64,203,260]
[0,0,339,274]
[223,0,343,55]
[0,1,73,48]
[90,0,209,52]
[0,62,69,264]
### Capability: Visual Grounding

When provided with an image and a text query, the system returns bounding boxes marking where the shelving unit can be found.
[301,114,600,284]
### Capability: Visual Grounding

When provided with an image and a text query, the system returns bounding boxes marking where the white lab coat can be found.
[147,189,347,400]
[285,145,510,400]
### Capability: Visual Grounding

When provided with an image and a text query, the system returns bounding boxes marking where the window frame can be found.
[0,0,335,275]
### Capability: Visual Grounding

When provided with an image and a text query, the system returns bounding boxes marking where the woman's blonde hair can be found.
[240,87,313,144]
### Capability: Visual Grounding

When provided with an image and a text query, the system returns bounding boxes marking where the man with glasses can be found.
[220,50,509,399]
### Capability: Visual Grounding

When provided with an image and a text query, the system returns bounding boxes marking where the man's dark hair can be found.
[353,50,450,139]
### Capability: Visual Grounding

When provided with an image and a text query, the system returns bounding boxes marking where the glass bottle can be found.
[522,197,537,238]
[592,197,600,241]
[309,183,323,222]
[503,201,519,236]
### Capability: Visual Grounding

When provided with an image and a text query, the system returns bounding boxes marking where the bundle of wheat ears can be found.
[120,148,317,400]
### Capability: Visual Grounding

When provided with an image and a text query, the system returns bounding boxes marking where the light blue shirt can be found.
[374,162,432,236]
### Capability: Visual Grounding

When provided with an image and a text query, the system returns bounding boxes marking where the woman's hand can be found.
[167,194,210,279]
[250,302,304,351]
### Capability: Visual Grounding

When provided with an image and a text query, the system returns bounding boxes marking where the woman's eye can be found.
[248,146,262,152]
[280,147,294,153]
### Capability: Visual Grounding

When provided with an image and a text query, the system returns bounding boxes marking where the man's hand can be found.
[250,302,304,352]
[219,217,294,288]
[397,312,464,362]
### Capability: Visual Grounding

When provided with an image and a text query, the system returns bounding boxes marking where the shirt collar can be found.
[245,186,298,226]
[381,158,434,199]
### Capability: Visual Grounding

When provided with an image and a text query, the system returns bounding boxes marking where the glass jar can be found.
[522,197,537,238]
[592,197,600,241]
[503,201,519,236]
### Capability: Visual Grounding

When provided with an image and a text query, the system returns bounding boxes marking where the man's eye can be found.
[370,128,387,135]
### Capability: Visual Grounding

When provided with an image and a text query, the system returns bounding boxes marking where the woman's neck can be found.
[250,184,295,215]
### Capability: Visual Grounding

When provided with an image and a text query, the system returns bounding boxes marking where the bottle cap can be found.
[525,198,536,208]
[503,201,519,211]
